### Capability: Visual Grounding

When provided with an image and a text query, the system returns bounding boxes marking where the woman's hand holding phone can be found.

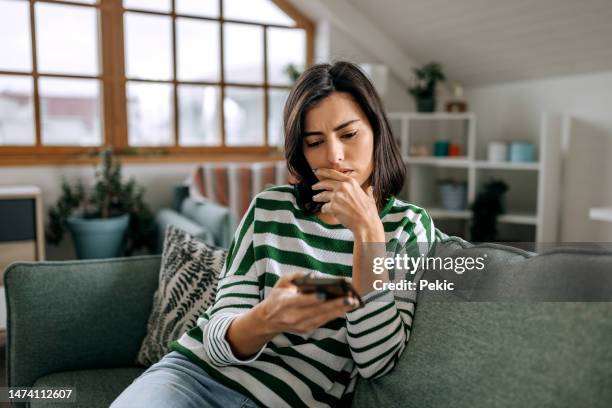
[256,272,358,335]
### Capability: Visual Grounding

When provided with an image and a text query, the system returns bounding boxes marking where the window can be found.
[0,0,313,160]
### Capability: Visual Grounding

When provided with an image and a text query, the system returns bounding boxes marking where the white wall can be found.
[466,70,612,242]
[321,23,415,112]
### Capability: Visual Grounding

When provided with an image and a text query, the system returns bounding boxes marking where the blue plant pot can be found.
[67,214,130,259]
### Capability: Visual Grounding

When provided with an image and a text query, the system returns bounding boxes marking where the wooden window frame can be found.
[0,0,314,165]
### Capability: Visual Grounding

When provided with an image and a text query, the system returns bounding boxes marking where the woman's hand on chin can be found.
[311,168,384,239]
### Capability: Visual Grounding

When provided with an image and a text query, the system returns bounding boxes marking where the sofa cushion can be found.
[31,368,145,408]
[181,197,236,248]
[353,239,612,408]
[137,225,226,367]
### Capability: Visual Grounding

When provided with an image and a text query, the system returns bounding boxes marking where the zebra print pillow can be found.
[136,225,227,367]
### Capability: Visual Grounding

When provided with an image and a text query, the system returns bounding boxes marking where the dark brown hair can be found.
[284,61,405,214]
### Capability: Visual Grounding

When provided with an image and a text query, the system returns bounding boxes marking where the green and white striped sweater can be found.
[171,184,436,407]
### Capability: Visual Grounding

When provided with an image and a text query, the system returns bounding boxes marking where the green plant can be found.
[407,62,446,99]
[470,179,509,242]
[46,147,157,255]
[284,63,302,83]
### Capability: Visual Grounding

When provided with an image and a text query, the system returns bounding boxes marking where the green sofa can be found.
[4,238,612,407]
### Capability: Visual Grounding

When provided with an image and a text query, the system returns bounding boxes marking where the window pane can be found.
[127,82,173,146]
[223,0,295,26]
[178,85,220,146]
[0,0,31,72]
[267,28,305,86]
[35,3,99,76]
[123,0,170,13]
[268,88,288,147]
[176,0,218,17]
[177,19,219,82]
[39,77,101,146]
[223,23,263,84]
[224,87,263,146]
[125,12,172,80]
[0,75,35,145]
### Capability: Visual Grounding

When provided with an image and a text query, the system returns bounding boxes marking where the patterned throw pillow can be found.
[137,225,227,367]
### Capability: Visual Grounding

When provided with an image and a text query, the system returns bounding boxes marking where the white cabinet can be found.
[387,112,565,242]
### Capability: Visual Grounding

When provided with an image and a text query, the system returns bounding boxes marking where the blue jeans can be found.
[111,351,259,408]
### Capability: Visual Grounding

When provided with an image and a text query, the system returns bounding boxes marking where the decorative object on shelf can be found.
[433,140,450,156]
[46,147,156,259]
[438,180,467,211]
[448,143,462,157]
[407,62,446,112]
[445,83,468,112]
[470,179,509,242]
[409,143,431,157]
[488,141,508,162]
[508,142,535,162]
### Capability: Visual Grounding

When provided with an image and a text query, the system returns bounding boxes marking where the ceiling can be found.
[346,0,612,85]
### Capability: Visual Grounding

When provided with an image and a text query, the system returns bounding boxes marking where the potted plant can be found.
[46,148,156,259]
[407,62,446,112]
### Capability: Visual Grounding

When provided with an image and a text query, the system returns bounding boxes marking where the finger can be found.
[314,168,352,182]
[275,271,305,288]
[321,202,333,213]
[312,191,332,202]
[284,291,326,307]
[304,296,355,316]
[299,297,356,328]
[311,179,341,192]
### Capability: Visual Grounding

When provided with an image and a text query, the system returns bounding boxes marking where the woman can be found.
[112,61,437,408]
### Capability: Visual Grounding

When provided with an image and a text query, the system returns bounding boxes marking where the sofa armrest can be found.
[181,197,236,248]
[3,255,161,389]
[155,208,215,253]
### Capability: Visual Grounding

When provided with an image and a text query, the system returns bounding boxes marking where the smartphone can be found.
[291,276,364,308]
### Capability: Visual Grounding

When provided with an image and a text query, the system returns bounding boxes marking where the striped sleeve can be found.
[200,199,266,367]
[344,209,435,379]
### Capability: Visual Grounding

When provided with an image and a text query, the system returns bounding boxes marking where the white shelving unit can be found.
[387,112,565,242]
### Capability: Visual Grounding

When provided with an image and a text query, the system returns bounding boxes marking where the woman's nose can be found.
[326,138,344,164]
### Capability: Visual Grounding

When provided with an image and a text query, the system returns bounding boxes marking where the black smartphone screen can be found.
[291,276,364,307]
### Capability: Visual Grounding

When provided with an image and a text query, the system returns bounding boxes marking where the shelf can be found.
[428,208,537,225]
[498,213,538,225]
[404,156,471,167]
[474,161,540,171]
[428,208,471,219]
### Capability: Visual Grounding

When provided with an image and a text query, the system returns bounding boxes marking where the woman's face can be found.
[302,92,374,189]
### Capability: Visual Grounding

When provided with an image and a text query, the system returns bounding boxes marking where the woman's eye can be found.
[306,140,322,148]
[342,131,358,139]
